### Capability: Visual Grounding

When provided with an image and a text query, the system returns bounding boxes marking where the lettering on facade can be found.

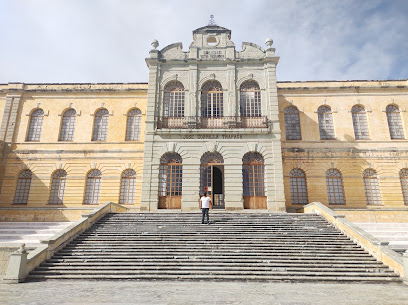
[182,134,243,139]
[200,50,225,60]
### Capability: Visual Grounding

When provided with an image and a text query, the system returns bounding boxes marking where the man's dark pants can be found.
[201,208,209,224]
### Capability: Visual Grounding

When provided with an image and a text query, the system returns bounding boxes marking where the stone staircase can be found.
[354,222,408,254]
[28,213,403,283]
[0,222,73,248]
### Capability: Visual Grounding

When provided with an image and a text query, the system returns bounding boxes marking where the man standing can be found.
[200,192,211,224]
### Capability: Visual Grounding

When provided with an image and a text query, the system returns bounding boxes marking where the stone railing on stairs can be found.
[3,202,128,283]
[304,202,408,283]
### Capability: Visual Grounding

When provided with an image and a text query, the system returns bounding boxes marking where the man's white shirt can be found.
[200,196,211,209]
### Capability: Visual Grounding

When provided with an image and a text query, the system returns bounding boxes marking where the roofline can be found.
[277,79,408,83]
[1,82,148,85]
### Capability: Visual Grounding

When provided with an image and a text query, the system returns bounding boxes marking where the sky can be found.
[0,0,407,83]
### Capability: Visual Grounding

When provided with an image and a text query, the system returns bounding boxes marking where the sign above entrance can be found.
[182,134,243,140]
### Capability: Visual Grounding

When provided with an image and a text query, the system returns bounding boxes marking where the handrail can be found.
[304,202,406,281]
[4,202,128,283]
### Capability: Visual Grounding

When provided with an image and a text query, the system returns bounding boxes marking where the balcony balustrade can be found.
[157,116,268,129]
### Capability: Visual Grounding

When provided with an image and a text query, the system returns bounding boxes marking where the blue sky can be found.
[0,0,407,83]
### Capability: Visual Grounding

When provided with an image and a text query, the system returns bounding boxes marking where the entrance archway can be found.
[200,152,225,209]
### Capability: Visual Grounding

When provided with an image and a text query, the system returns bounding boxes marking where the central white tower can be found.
[141,24,285,212]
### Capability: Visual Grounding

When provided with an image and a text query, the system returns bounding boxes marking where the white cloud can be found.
[0,0,406,83]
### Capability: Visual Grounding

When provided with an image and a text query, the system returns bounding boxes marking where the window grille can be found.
[59,109,77,141]
[13,170,32,204]
[200,151,224,164]
[163,81,185,117]
[326,169,345,205]
[49,170,67,204]
[363,169,382,205]
[159,153,182,197]
[201,81,223,117]
[289,169,308,204]
[351,105,369,140]
[318,106,335,140]
[125,108,142,141]
[27,109,44,141]
[119,169,137,204]
[84,169,102,204]
[240,80,261,117]
[242,152,265,197]
[400,169,408,205]
[284,106,301,140]
[386,105,405,139]
[92,108,109,141]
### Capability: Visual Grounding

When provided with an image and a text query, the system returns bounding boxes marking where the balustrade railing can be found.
[157,116,268,129]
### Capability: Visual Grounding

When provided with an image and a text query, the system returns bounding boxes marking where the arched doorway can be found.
[200,152,224,209]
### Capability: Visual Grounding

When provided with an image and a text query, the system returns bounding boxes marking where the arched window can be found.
[351,105,369,140]
[326,169,345,205]
[240,80,261,117]
[59,109,77,141]
[84,169,102,204]
[49,170,67,204]
[163,81,185,117]
[284,106,301,140]
[363,169,382,205]
[92,108,109,141]
[201,81,223,118]
[386,105,405,139]
[125,108,142,141]
[27,109,44,141]
[400,169,408,205]
[159,153,182,209]
[318,106,335,140]
[13,170,32,205]
[242,152,266,209]
[289,169,308,205]
[119,169,137,204]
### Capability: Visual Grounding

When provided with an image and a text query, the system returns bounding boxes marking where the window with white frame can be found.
[326,169,345,205]
[92,109,109,141]
[363,169,382,205]
[119,169,137,204]
[125,109,142,141]
[289,169,308,204]
[284,106,301,140]
[351,105,369,140]
[49,170,67,204]
[27,109,44,141]
[318,106,335,140]
[163,81,185,117]
[201,81,223,117]
[84,169,102,204]
[13,170,32,204]
[240,80,261,117]
[59,109,77,141]
[386,104,405,139]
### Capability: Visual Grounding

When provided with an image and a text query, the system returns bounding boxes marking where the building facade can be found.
[0,25,407,218]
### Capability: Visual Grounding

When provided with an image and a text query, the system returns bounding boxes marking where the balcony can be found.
[157,116,269,129]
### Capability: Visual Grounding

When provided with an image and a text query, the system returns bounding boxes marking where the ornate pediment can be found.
[237,42,265,60]
[160,43,187,60]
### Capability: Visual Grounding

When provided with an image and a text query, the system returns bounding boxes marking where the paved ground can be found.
[1,280,408,305]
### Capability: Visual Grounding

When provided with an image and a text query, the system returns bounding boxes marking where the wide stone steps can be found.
[27,213,403,283]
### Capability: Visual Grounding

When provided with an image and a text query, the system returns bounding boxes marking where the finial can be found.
[265,38,273,48]
[17,244,27,254]
[151,39,159,50]
[208,15,216,26]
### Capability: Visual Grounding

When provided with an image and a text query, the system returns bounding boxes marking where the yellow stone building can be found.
[0,25,407,222]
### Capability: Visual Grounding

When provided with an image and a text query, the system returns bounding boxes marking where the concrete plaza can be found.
[1,280,408,305]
